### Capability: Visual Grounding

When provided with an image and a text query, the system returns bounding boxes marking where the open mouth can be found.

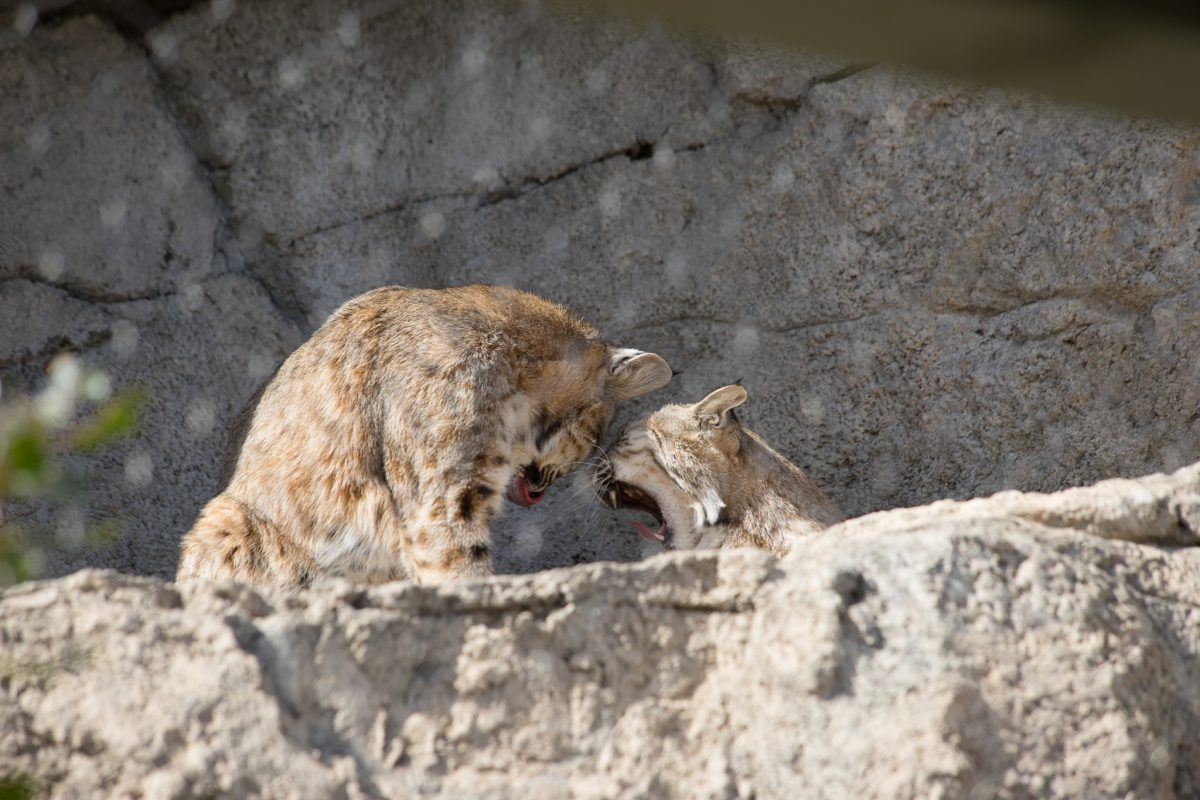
[507,468,546,508]
[599,480,668,543]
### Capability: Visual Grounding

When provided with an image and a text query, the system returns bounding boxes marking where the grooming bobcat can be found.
[594,385,843,554]
[177,285,673,589]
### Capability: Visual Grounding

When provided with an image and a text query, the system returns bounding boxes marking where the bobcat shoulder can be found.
[177,285,672,589]
[595,385,843,554]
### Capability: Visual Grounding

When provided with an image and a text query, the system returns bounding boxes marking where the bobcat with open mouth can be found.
[594,385,844,554]
[177,285,672,589]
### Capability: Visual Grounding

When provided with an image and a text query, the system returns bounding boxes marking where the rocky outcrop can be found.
[2,0,1199,579]
[3,464,1199,798]
[5,4,1199,796]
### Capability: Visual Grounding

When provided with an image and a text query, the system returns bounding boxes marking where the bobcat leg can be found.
[177,494,317,589]
[404,483,498,584]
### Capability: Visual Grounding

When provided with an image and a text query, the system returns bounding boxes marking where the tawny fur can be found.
[595,385,844,555]
[178,285,672,589]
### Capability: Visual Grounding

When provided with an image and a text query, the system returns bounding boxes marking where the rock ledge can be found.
[3,465,1200,798]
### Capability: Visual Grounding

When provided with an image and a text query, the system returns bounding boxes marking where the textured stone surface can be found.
[3,464,1199,798]
[1,0,1199,580]
[1,274,303,577]
[4,3,1200,797]
[0,15,221,299]
[0,14,304,578]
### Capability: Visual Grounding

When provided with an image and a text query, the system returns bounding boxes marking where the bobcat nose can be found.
[525,464,551,493]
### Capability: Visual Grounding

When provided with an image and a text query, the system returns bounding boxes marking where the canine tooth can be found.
[607,488,618,508]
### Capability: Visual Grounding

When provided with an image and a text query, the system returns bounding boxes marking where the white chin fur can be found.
[692,490,724,529]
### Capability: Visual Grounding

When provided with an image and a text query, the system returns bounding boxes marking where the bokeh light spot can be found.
[13,3,36,37]
[771,164,796,192]
[336,10,360,47]
[586,68,608,96]
[110,320,139,358]
[419,212,447,240]
[186,398,217,436]
[530,115,553,142]
[733,325,759,357]
[277,57,305,91]
[38,246,65,281]
[462,47,487,77]
[653,145,675,171]
[211,0,235,23]
[125,451,154,487]
[100,197,128,229]
[148,30,178,62]
[26,121,50,155]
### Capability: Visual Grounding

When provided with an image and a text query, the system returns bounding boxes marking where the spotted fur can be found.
[177,285,672,588]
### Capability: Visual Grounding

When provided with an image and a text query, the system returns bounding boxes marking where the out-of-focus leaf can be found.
[6,431,44,474]
[88,520,123,548]
[71,388,144,452]
[0,776,37,800]
[0,525,34,587]
[6,430,45,478]
[0,368,142,589]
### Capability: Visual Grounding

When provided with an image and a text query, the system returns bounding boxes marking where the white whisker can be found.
[580,434,615,472]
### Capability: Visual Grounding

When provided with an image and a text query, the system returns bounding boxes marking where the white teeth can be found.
[607,488,618,508]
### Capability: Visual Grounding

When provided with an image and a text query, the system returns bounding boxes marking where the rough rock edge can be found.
[828,461,1200,546]
[3,461,1194,613]
[3,463,1200,798]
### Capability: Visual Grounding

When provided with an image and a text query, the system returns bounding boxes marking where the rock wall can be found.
[2,0,1199,579]
[3,464,1199,798]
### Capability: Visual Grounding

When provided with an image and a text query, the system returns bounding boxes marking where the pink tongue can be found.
[631,521,665,542]
[508,475,545,507]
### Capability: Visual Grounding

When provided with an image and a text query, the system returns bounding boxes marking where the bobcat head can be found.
[510,347,674,507]
[593,384,844,553]
[593,385,749,549]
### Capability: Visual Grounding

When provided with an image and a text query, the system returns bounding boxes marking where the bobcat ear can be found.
[606,348,673,402]
[695,385,748,428]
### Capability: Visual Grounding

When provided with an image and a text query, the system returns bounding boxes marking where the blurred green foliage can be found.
[0,776,37,800]
[0,354,142,588]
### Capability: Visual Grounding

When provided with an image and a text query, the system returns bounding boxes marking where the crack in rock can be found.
[0,327,114,370]
[729,63,874,117]
[136,17,309,330]
[0,273,177,305]
[475,139,659,208]
[285,137,668,247]
[38,0,206,39]
[287,189,469,247]
[31,7,311,333]
[280,62,873,249]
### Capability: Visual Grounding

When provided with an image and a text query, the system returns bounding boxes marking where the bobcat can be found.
[177,285,673,589]
[594,385,844,554]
